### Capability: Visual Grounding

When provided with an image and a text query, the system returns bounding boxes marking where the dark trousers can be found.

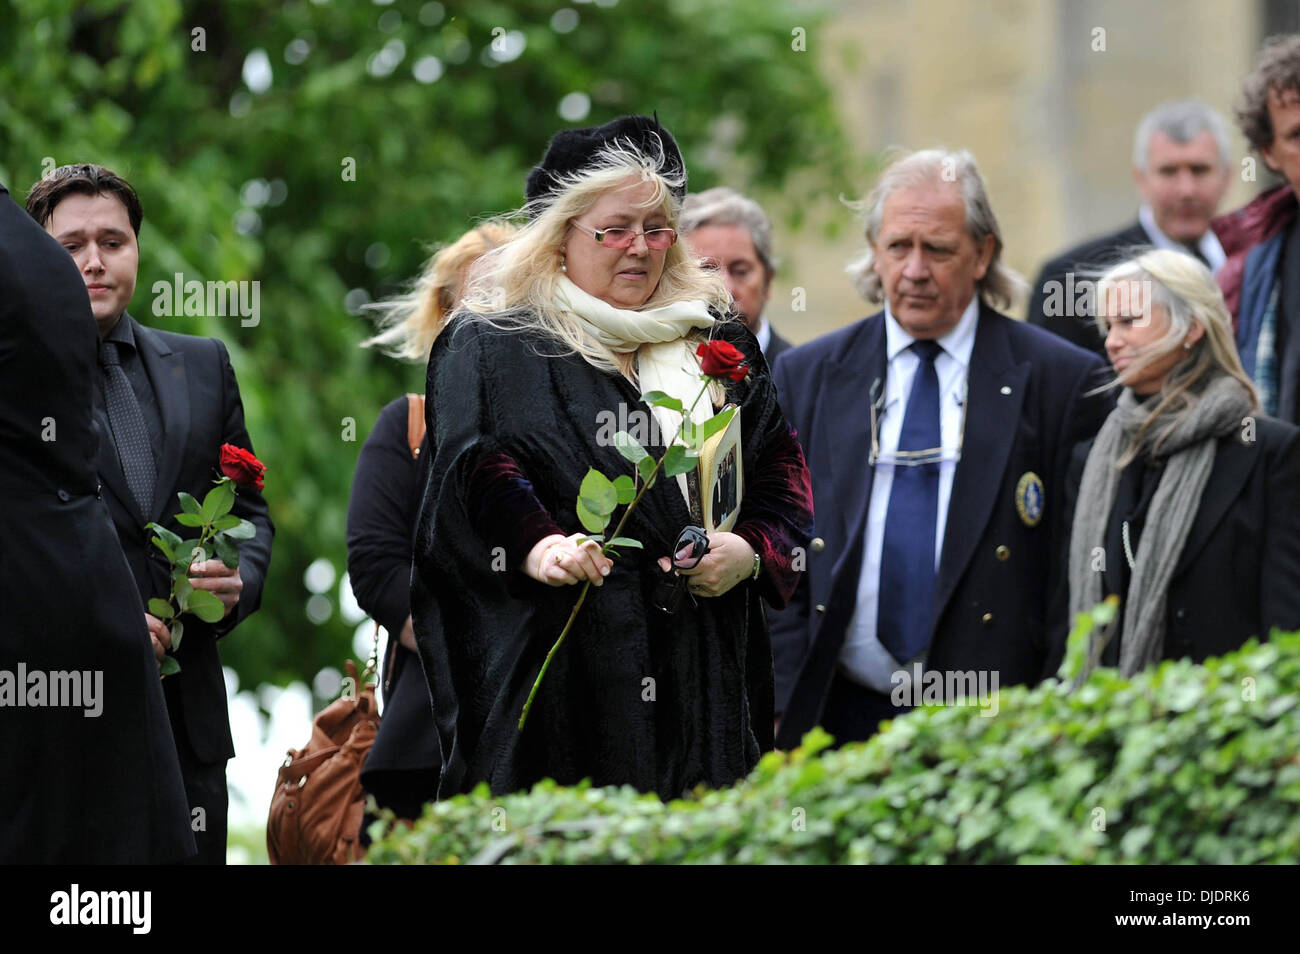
[169,698,229,865]
[820,670,910,746]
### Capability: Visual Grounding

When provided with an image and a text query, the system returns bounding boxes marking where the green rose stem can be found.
[518,378,714,730]
[148,476,255,678]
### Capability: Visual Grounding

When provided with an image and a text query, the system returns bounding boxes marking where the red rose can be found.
[696,340,749,382]
[220,443,266,491]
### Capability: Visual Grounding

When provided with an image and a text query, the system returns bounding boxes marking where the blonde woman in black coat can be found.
[1066,248,1300,677]
[348,222,515,820]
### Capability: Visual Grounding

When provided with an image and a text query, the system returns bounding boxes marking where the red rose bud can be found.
[220,443,267,491]
[696,340,749,382]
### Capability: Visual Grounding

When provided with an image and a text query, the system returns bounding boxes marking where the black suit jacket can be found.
[770,304,1111,747]
[1058,415,1300,668]
[96,313,273,764]
[1027,221,1153,358]
[765,326,794,366]
[0,183,194,862]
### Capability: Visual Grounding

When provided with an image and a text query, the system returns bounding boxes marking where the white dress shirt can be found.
[838,295,979,692]
[1138,204,1226,272]
[754,316,771,354]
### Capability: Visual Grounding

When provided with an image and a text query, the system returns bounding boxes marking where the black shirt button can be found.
[57,489,70,502]
[96,482,103,499]
[1175,607,1187,622]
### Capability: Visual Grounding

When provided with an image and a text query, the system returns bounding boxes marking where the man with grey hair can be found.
[681,186,793,363]
[770,149,1110,747]
[1029,99,1232,357]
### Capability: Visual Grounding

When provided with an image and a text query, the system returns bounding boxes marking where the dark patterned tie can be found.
[878,339,943,662]
[99,338,156,519]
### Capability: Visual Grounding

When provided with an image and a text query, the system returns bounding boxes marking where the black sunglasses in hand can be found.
[653,525,711,615]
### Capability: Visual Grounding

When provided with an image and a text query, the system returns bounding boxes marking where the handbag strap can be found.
[405,393,426,460]
[279,746,339,782]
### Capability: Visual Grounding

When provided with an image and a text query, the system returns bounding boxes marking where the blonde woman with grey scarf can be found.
[1066,248,1300,679]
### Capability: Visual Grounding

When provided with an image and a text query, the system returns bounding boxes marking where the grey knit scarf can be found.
[1068,374,1254,677]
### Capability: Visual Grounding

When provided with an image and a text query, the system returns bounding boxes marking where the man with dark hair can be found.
[26,163,274,864]
[1029,100,1232,358]
[0,178,194,863]
[1214,34,1300,425]
[26,162,144,239]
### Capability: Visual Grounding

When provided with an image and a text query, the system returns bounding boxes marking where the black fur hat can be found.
[524,113,687,207]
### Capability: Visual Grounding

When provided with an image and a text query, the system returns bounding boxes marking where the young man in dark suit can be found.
[770,149,1112,748]
[26,164,274,864]
[0,180,194,863]
[1028,100,1232,358]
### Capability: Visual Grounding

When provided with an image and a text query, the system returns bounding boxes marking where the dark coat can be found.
[346,395,441,813]
[1212,187,1300,424]
[1058,413,1300,668]
[1027,221,1153,358]
[95,314,274,766]
[765,326,794,366]
[0,182,194,863]
[770,304,1112,748]
[411,316,810,801]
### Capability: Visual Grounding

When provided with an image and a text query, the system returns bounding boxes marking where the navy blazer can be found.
[770,304,1111,748]
[95,314,274,765]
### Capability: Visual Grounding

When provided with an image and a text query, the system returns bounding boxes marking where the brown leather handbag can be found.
[266,396,426,864]
[266,658,380,865]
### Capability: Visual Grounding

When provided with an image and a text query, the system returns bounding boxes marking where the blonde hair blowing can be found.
[362,221,518,361]
[457,138,732,385]
[1095,248,1258,466]
[844,148,1026,311]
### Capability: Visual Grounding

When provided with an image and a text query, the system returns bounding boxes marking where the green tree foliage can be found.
[0,0,850,691]
[367,632,1300,864]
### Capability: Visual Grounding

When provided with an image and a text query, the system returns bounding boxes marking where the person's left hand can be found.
[657,530,756,598]
[189,559,243,618]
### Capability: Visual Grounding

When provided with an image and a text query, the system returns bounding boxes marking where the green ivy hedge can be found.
[366,626,1300,864]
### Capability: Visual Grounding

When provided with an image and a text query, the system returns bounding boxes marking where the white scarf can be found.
[554,276,716,505]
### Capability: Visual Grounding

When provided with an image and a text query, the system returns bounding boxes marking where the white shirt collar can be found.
[883,293,980,367]
[1138,204,1226,271]
[754,316,771,353]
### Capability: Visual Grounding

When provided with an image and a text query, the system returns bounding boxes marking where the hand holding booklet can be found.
[686,403,743,532]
